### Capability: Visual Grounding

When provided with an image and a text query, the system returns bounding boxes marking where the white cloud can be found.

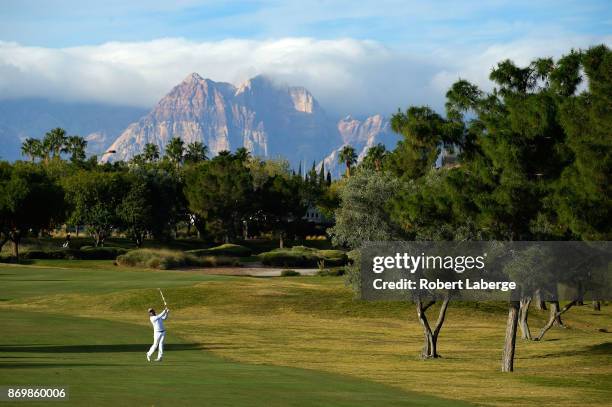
[0,35,610,117]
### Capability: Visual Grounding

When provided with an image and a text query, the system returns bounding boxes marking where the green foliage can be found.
[328,170,402,249]
[361,143,387,171]
[187,243,252,257]
[165,137,185,165]
[184,152,253,242]
[62,170,127,246]
[116,248,237,269]
[258,246,347,267]
[0,162,65,256]
[21,246,127,260]
[338,145,357,177]
[184,141,208,163]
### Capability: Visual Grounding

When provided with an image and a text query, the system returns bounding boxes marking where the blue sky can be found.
[0,1,610,115]
[2,0,610,48]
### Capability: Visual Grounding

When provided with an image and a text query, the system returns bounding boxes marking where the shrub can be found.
[116,249,238,269]
[281,269,301,277]
[21,246,127,260]
[258,246,348,267]
[187,243,252,257]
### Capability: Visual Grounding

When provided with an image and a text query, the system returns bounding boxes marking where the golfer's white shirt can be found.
[150,309,169,332]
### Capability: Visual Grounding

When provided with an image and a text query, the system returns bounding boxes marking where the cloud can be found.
[0,35,610,117]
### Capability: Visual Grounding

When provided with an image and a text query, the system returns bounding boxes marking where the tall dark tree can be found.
[184,152,253,242]
[338,145,357,177]
[0,163,65,257]
[184,141,208,163]
[165,137,185,167]
[21,138,43,162]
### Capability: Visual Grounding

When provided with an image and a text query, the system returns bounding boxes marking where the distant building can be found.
[303,205,330,225]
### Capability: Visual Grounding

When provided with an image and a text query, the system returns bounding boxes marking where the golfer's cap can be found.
[148,308,154,313]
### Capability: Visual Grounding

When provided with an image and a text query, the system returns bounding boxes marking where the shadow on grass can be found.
[532,341,612,358]
[0,362,116,369]
[0,343,205,353]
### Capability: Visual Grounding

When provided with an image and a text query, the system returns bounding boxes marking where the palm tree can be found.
[21,138,43,162]
[43,128,67,160]
[185,141,208,163]
[66,136,88,163]
[165,137,185,166]
[234,147,251,162]
[338,145,357,177]
[364,143,387,171]
[143,143,160,163]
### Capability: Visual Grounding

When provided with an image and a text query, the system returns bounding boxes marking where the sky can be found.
[0,0,610,116]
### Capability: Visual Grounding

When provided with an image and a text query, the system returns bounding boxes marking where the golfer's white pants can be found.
[147,331,166,359]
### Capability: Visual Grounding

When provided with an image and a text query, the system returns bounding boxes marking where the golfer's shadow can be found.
[0,343,204,353]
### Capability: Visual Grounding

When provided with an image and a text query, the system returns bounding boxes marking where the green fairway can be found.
[1,262,610,406]
[0,264,468,406]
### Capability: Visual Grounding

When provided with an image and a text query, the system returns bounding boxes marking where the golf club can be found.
[158,288,167,308]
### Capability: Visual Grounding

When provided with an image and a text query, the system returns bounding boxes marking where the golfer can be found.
[146,307,169,362]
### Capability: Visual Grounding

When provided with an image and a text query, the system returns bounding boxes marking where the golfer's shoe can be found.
[146,353,151,362]
[155,357,162,362]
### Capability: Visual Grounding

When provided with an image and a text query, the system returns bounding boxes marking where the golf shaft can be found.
[158,288,167,308]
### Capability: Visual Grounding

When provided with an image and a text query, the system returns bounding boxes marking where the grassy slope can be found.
[1,262,611,406]
[0,264,467,407]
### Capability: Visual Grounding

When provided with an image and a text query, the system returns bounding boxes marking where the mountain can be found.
[0,74,399,171]
[0,99,147,160]
[104,73,340,165]
[104,73,399,169]
[320,114,397,177]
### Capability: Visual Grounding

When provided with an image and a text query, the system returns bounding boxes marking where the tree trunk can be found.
[415,295,450,359]
[12,239,19,258]
[534,300,578,341]
[501,301,520,372]
[519,296,532,340]
[8,230,21,259]
[279,232,284,249]
[549,301,565,327]
[534,289,547,310]
[592,300,601,311]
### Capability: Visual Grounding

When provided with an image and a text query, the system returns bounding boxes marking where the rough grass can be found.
[1,263,610,406]
[187,243,253,257]
[258,246,348,267]
[116,248,237,269]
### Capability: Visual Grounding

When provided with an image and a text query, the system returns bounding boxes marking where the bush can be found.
[21,246,127,260]
[187,243,252,257]
[258,246,348,267]
[281,269,301,277]
[316,267,346,277]
[116,249,238,269]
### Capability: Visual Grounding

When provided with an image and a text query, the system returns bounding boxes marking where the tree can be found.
[184,141,209,163]
[553,45,611,240]
[42,128,68,161]
[63,171,127,247]
[259,174,306,248]
[117,175,153,247]
[184,153,253,242]
[338,145,357,177]
[363,143,387,171]
[143,143,160,163]
[165,137,185,167]
[328,170,402,291]
[0,162,65,258]
[66,136,88,164]
[21,138,43,162]
[386,107,458,181]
